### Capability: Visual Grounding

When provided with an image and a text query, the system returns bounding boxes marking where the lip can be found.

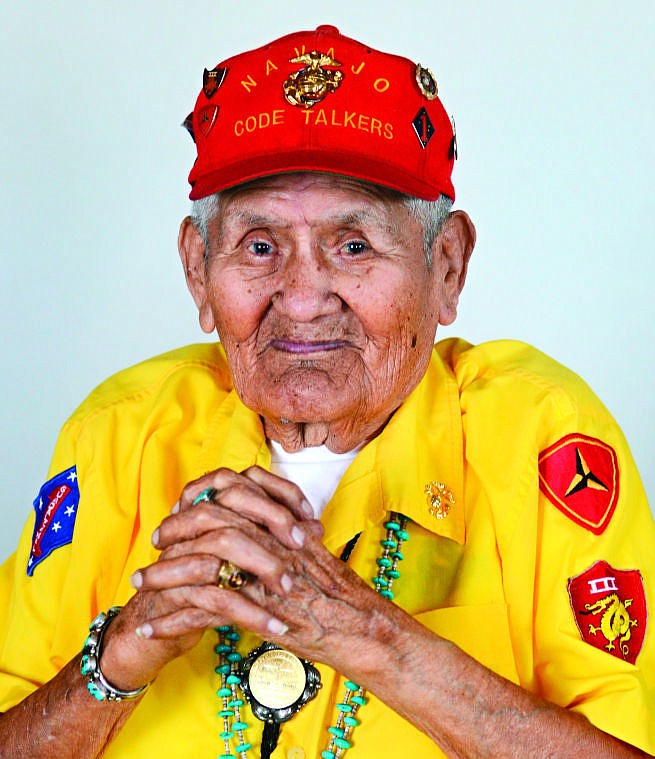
[269,339,351,354]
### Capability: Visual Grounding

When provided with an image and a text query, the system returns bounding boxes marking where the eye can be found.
[340,239,370,256]
[247,240,274,257]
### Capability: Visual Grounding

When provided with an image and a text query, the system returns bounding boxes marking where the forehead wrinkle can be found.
[320,207,410,251]
[226,209,293,229]
[224,207,390,232]
[219,198,405,245]
[326,210,397,238]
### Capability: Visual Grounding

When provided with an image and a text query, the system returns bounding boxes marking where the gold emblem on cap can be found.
[415,64,438,100]
[425,481,455,519]
[283,50,344,109]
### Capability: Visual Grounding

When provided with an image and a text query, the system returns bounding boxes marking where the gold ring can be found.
[217,560,248,590]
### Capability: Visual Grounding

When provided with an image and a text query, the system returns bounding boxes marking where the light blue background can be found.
[1,1,653,563]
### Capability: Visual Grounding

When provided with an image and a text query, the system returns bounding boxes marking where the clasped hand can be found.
[99,466,391,692]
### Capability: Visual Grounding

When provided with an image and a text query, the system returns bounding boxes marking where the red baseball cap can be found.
[185,25,456,201]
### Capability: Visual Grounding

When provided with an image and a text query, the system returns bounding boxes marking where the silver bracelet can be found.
[80,606,148,701]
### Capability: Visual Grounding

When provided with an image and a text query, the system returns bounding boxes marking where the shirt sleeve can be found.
[0,409,155,712]
[500,387,655,752]
[0,418,82,710]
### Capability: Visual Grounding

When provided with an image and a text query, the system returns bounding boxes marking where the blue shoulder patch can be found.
[28,466,80,576]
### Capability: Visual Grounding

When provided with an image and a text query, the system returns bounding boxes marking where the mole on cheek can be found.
[411,334,417,348]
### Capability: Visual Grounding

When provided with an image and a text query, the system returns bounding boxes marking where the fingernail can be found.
[300,499,314,518]
[170,501,180,514]
[267,618,288,636]
[281,574,293,593]
[291,525,305,548]
[136,623,153,639]
[130,571,142,589]
[151,528,160,546]
[307,520,325,538]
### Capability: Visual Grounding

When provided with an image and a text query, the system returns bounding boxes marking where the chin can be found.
[247,372,359,425]
[265,392,349,425]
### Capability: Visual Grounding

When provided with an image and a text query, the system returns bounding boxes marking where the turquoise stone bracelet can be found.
[80,606,149,702]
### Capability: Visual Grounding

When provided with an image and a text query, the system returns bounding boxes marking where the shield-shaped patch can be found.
[568,560,647,664]
[538,433,619,534]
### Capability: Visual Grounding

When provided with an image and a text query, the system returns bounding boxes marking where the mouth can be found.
[269,339,352,355]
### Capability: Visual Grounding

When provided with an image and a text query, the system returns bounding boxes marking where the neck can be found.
[262,416,388,454]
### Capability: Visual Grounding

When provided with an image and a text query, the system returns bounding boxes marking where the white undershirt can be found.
[268,440,361,518]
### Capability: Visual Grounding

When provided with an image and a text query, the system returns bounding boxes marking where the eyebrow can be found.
[327,210,400,240]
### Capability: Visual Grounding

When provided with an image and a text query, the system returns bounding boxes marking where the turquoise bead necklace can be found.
[214,513,410,759]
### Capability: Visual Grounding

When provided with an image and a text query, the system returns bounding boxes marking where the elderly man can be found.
[0,26,653,758]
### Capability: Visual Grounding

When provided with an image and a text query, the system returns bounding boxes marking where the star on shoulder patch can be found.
[28,465,80,576]
[538,433,619,535]
[568,560,646,664]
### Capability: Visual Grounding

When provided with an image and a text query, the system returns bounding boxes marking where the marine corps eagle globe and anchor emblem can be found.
[283,50,344,108]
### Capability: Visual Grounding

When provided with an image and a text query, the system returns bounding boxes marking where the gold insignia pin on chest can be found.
[425,481,455,519]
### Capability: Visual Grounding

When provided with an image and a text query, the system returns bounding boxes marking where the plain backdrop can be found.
[1,1,653,564]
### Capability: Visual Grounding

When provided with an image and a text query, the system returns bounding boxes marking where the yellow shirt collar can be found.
[200,346,464,549]
[322,347,465,548]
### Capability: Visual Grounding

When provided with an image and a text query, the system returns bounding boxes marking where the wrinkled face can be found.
[182,173,468,447]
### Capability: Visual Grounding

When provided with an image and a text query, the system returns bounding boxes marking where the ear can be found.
[178,216,216,334]
[431,210,476,326]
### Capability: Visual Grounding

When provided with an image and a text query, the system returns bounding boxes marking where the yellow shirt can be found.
[0,339,653,757]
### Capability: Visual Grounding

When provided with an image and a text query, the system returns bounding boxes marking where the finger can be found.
[155,497,305,554]
[178,468,262,512]
[136,586,288,640]
[215,482,310,549]
[242,466,325,539]
[136,530,293,595]
[241,465,314,519]
[155,499,233,547]
[159,473,308,551]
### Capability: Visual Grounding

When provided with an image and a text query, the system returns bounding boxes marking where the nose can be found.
[272,250,342,322]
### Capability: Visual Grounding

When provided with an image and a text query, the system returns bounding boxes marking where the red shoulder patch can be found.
[568,560,647,664]
[538,433,619,534]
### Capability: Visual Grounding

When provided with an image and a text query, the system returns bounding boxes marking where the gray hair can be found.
[404,194,453,265]
[190,186,452,266]
[190,193,221,252]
